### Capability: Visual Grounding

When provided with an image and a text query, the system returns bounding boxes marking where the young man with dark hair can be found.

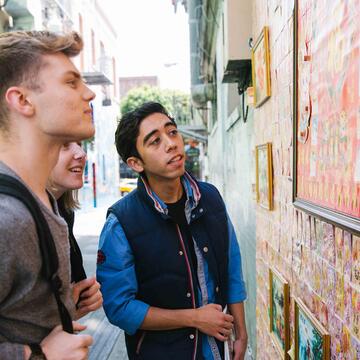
[97,102,248,360]
[0,30,97,359]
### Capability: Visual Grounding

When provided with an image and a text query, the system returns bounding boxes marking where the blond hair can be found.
[0,30,83,131]
[47,178,81,211]
[61,189,81,211]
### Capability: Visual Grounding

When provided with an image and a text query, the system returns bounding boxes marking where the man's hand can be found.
[72,276,103,319]
[194,304,234,341]
[232,338,247,360]
[228,302,248,360]
[40,322,93,360]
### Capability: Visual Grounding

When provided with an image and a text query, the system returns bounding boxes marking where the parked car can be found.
[119,178,137,196]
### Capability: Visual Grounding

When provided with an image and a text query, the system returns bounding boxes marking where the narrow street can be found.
[74,198,128,360]
[2,0,359,358]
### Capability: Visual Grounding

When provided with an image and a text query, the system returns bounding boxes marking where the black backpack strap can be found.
[0,174,73,334]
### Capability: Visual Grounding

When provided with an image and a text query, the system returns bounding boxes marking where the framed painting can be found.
[256,143,273,210]
[251,26,271,107]
[292,0,360,235]
[294,298,330,360]
[269,267,290,358]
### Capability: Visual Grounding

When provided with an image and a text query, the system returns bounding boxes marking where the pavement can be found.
[74,197,128,360]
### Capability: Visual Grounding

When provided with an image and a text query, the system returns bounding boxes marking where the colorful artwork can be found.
[344,281,352,327]
[322,223,335,266]
[251,26,271,107]
[314,218,323,254]
[294,0,360,228]
[335,271,345,318]
[335,227,344,272]
[352,288,360,338]
[343,231,352,279]
[329,312,343,358]
[323,265,335,310]
[352,235,360,287]
[256,143,273,210]
[295,298,330,360]
[342,325,351,359]
[269,268,290,358]
[351,335,360,360]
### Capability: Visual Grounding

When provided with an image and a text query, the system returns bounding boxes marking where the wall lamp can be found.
[222,59,252,122]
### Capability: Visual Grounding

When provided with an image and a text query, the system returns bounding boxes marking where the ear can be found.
[127,156,144,173]
[5,86,35,117]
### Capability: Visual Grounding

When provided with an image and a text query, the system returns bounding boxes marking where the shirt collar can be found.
[139,171,201,216]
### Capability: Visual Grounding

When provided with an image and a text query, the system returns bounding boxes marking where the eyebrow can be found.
[64,70,81,79]
[143,121,177,145]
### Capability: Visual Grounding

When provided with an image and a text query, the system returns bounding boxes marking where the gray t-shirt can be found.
[0,161,76,359]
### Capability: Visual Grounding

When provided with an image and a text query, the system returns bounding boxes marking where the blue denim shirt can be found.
[97,211,246,360]
[98,173,247,359]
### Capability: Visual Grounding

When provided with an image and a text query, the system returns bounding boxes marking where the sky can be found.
[102,0,190,93]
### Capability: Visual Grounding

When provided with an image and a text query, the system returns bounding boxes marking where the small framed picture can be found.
[269,267,290,358]
[256,143,273,210]
[251,26,271,107]
[294,298,330,360]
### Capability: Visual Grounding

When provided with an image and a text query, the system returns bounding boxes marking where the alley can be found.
[1,0,359,359]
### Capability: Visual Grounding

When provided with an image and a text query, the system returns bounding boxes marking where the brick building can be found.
[119,75,159,97]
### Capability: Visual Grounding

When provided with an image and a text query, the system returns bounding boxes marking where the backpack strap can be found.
[0,174,73,334]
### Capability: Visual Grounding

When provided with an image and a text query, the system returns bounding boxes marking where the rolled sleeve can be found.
[227,215,247,304]
[96,214,149,335]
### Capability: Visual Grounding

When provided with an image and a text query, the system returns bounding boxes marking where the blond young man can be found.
[0,31,96,360]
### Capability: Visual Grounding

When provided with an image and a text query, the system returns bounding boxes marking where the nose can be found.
[84,84,96,101]
[165,137,177,152]
[74,145,87,160]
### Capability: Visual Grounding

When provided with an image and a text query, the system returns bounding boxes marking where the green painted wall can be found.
[223,109,256,357]
[206,23,257,355]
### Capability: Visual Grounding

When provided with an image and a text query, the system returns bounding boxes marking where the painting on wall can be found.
[269,267,290,358]
[293,0,360,234]
[294,298,330,360]
[251,26,271,107]
[256,143,273,210]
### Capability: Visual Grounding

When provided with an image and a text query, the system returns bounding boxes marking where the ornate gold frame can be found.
[251,26,271,107]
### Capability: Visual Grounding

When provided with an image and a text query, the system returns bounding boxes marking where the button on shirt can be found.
[97,214,247,360]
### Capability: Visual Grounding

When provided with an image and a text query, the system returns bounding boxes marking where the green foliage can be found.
[120,85,190,124]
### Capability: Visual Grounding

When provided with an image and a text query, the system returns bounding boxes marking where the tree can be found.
[120,85,190,124]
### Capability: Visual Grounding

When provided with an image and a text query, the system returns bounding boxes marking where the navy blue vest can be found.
[108,178,229,360]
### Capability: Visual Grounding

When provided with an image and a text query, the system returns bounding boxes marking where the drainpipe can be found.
[199,0,221,80]
[189,0,216,108]
[189,0,202,88]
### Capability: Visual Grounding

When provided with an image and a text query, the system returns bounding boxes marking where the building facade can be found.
[185,0,360,359]
[119,75,159,98]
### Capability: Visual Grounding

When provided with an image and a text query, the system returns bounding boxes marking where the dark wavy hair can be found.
[115,102,175,162]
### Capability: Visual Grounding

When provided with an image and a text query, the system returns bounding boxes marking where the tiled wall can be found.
[253,0,360,358]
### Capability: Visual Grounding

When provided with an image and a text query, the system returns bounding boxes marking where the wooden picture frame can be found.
[251,26,271,107]
[256,143,273,210]
[269,268,290,359]
[292,0,360,235]
[294,298,330,360]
